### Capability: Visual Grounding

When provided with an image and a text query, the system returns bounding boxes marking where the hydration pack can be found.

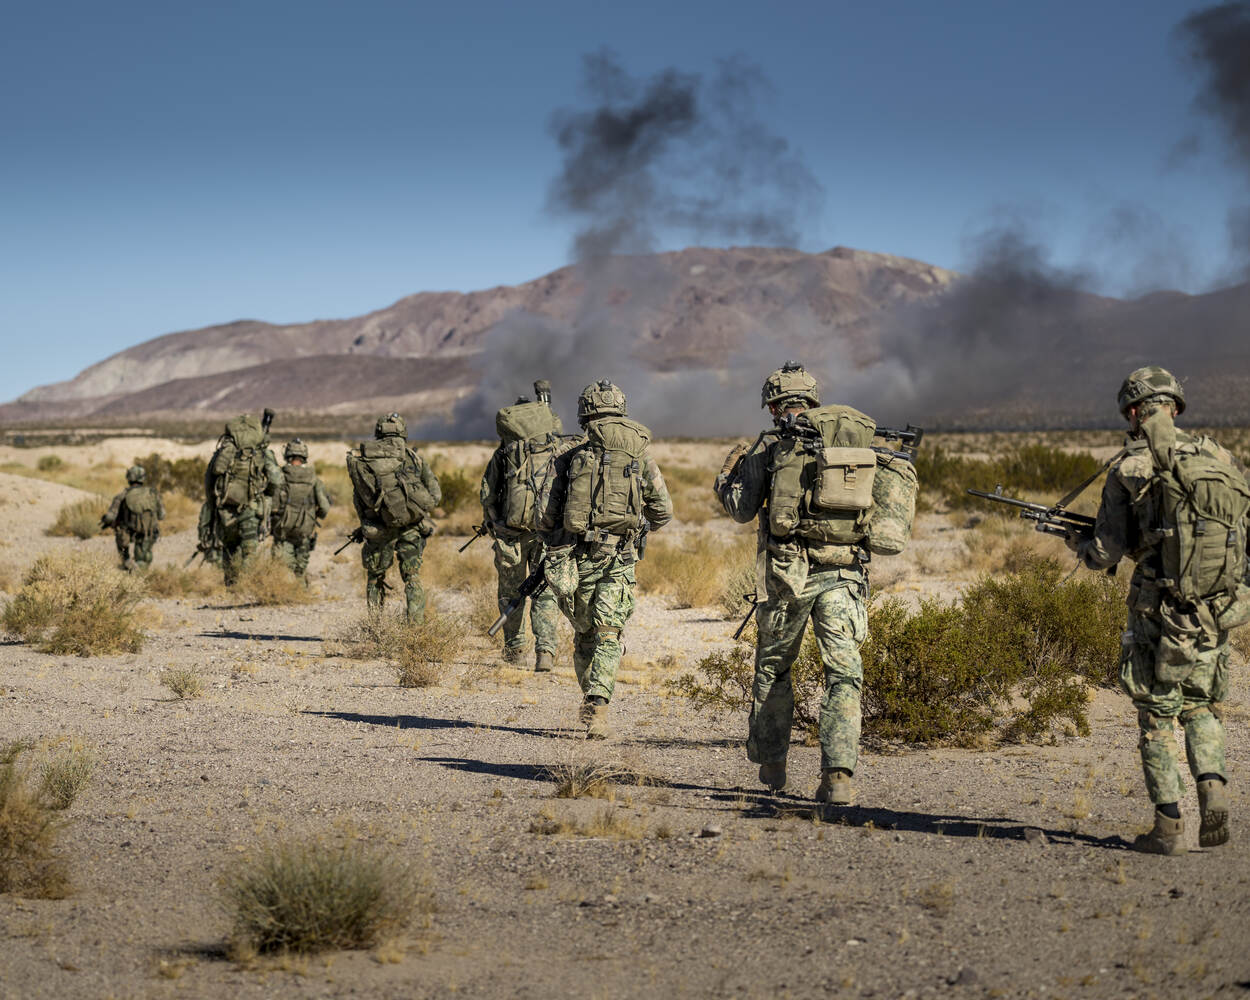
[496,401,562,532]
[347,436,436,529]
[563,417,651,539]
[210,414,269,511]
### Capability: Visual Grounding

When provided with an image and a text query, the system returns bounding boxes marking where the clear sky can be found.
[1,0,1242,402]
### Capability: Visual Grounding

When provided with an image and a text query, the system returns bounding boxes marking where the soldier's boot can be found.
[366,579,385,613]
[534,650,554,673]
[584,697,611,740]
[1131,809,1185,855]
[1197,778,1230,848]
[501,645,526,665]
[815,768,854,806]
[758,761,787,793]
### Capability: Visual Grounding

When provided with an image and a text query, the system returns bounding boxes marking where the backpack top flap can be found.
[586,416,651,456]
[225,414,265,450]
[797,404,876,448]
[497,401,560,443]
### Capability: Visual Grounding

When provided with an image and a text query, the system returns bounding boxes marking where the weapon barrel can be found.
[487,607,513,637]
[965,488,1052,514]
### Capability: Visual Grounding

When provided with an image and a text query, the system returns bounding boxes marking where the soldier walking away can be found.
[1066,367,1248,854]
[101,465,164,571]
[480,381,564,671]
[271,439,331,584]
[715,362,915,804]
[203,411,283,586]
[347,414,441,622]
[535,380,673,738]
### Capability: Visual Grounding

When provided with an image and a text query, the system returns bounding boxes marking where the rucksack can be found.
[347,436,436,529]
[273,464,319,538]
[496,402,562,532]
[563,417,651,538]
[121,486,159,535]
[1141,412,1250,605]
[210,414,269,511]
[768,405,877,545]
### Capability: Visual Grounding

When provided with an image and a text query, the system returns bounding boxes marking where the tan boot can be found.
[1131,809,1185,855]
[815,768,853,806]
[585,699,611,740]
[534,650,554,673]
[1197,779,1229,848]
[758,762,787,792]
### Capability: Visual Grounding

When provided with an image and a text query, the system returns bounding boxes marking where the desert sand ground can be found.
[1,436,1248,1000]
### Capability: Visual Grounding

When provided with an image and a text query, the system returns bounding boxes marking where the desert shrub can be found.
[327,612,468,688]
[544,755,661,799]
[2,552,147,655]
[639,533,753,609]
[46,496,109,539]
[422,538,494,593]
[671,553,1125,746]
[0,747,70,898]
[161,491,200,533]
[36,454,64,472]
[224,835,426,954]
[145,564,222,599]
[719,549,758,620]
[39,746,95,810]
[160,667,204,700]
[232,553,313,606]
[131,452,207,498]
[918,443,1102,512]
[429,459,476,516]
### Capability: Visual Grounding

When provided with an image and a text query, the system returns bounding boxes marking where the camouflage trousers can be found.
[545,545,636,702]
[275,534,315,579]
[362,523,427,623]
[217,506,262,586]
[1120,588,1228,805]
[114,528,157,570]
[493,534,558,655]
[749,557,868,773]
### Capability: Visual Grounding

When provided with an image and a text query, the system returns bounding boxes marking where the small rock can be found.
[603,894,618,905]
[644,893,660,904]
[1022,827,1048,845]
[894,833,904,843]
[119,841,131,849]
[949,967,979,986]
[200,775,209,782]
[845,938,861,947]
[699,825,723,838]
[1168,887,1184,899]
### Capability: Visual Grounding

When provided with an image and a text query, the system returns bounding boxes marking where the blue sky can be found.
[1,0,1242,401]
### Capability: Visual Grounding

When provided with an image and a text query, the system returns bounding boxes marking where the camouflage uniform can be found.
[272,441,331,581]
[1072,366,1246,852]
[350,416,440,622]
[206,415,282,586]
[102,468,165,570]
[536,383,672,729]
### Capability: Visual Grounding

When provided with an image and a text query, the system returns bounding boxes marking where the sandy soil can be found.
[2,442,1249,999]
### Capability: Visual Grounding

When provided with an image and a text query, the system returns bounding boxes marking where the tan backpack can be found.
[563,417,651,539]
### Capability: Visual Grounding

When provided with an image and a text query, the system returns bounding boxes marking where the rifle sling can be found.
[1053,446,1128,513]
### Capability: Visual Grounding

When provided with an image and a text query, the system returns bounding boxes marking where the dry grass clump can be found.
[664,462,724,524]
[528,805,644,840]
[39,745,96,810]
[0,745,71,898]
[232,553,313,606]
[1231,626,1250,664]
[161,491,200,533]
[145,564,223,598]
[2,552,147,655]
[45,495,109,539]
[223,835,428,955]
[545,754,662,799]
[422,538,494,593]
[639,533,754,609]
[327,612,468,688]
[160,667,204,700]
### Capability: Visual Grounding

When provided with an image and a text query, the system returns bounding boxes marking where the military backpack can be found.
[273,464,320,538]
[563,417,651,539]
[347,436,436,529]
[768,405,878,546]
[120,486,159,535]
[495,401,562,532]
[210,414,270,511]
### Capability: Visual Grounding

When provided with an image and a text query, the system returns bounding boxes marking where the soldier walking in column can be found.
[101,465,165,571]
[203,411,282,585]
[271,438,331,584]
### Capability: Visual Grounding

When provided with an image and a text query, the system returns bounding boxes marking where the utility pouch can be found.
[812,447,876,512]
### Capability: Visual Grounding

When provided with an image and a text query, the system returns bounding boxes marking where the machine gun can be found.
[776,413,924,463]
[334,527,364,556]
[965,486,1098,540]
[488,564,548,637]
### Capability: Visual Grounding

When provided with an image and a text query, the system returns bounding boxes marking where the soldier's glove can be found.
[719,441,749,480]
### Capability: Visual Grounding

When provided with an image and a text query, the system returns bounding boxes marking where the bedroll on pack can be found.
[347,436,435,529]
[496,401,562,532]
[768,405,877,545]
[563,417,650,538]
[274,465,319,538]
[211,414,269,510]
[121,487,159,535]
[866,452,918,556]
[1141,410,1250,614]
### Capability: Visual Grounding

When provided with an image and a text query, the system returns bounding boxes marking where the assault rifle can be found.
[732,593,761,640]
[776,414,924,463]
[459,523,490,553]
[965,486,1097,540]
[334,527,364,555]
[488,564,547,637]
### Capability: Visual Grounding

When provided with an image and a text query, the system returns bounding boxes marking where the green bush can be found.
[45,496,109,539]
[672,553,1125,746]
[132,452,207,498]
[35,455,64,472]
[918,443,1102,511]
[432,463,476,515]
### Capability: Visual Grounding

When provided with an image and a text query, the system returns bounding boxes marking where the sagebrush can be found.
[327,612,467,687]
[0,745,71,898]
[131,452,207,497]
[232,553,313,606]
[39,746,96,810]
[46,496,109,539]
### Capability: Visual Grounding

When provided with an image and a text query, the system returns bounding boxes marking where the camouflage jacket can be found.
[535,433,673,557]
[103,485,165,531]
[350,445,441,530]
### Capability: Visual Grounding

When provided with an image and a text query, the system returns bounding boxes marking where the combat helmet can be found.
[762,361,819,410]
[577,380,627,425]
[125,465,145,485]
[1117,366,1186,419]
[284,438,309,462]
[374,413,407,439]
